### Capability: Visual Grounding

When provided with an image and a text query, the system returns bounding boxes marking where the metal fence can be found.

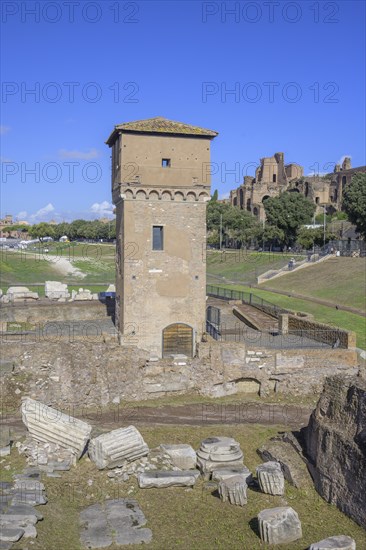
[206,285,291,319]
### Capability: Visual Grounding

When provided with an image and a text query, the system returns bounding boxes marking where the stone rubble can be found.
[71,288,99,301]
[21,398,92,460]
[196,437,244,477]
[79,499,152,548]
[258,506,302,545]
[16,438,75,473]
[212,466,253,485]
[256,461,285,495]
[160,444,197,470]
[5,287,39,301]
[309,535,356,550]
[44,281,70,300]
[0,467,47,548]
[88,426,149,469]
[0,427,11,458]
[218,475,248,506]
[138,470,200,489]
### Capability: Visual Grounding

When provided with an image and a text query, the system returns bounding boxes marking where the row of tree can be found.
[6,173,365,248]
[25,219,116,241]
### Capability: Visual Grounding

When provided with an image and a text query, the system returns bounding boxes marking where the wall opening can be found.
[162,323,193,358]
[235,378,261,394]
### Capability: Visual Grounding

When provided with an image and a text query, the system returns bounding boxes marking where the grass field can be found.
[0,243,116,293]
[206,250,305,284]
[5,423,365,550]
[260,257,366,312]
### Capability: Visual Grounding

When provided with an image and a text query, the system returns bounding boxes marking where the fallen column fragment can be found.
[256,461,285,495]
[88,426,149,469]
[160,444,197,469]
[196,437,244,477]
[138,470,200,488]
[309,536,356,550]
[21,398,91,460]
[258,506,302,545]
[218,475,248,506]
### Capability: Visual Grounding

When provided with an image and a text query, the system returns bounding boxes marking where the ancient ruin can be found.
[230,153,366,220]
[106,116,217,358]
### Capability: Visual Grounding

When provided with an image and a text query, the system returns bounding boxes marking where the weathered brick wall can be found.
[279,313,356,349]
[0,338,358,410]
[0,300,112,324]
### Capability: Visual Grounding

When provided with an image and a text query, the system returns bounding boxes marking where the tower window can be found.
[162,158,171,168]
[273,174,276,182]
[152,226,164,250]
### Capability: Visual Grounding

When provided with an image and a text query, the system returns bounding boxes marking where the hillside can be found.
[259,257,366,312]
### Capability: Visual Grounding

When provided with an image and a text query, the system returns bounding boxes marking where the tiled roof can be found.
[106,117,218,144]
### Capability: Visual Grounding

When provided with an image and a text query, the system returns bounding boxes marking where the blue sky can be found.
[1,0,365,222]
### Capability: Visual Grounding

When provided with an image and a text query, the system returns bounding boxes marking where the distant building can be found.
[107,116,218,358]
[229,153,365,220]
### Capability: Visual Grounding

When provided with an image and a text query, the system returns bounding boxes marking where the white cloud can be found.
[219,192,230,200]
[27,203,55,223]
[0,125,10,135]
[16,211,28,220]
[90,201,114,218]
[58,148,100,160]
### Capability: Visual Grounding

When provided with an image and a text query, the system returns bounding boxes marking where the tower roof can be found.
[106,116,218,145]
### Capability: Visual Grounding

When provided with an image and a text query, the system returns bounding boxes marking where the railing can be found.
[206,285,291,319]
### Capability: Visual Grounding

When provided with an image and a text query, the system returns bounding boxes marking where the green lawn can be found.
[7,423,366,550]
[214,283,366,349]
[207,250,305,284]
[0,245,115,293]
[260,257,366,312]
[0,249,59,290]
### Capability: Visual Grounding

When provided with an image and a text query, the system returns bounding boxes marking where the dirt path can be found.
[3,402,312,435]
[45,254,86,278]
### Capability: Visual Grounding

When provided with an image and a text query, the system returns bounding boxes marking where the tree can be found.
[297,226,336,249]
[256,225,285,250]
[264,192,316,245]
[28,223,55,240]
[211,189,218,202]
[342,173,366,238]
[207,201,260,247]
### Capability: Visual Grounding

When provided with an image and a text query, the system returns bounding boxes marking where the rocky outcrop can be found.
[305,374,366,529]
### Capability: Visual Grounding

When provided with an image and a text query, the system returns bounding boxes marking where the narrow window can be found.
[272,174,276,183]
[162,158,171,168]
[152,226,164,250]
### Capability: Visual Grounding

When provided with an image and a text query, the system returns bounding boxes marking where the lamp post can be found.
[322,205,326,248]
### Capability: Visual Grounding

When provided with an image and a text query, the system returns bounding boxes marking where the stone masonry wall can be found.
[279,314,356,349]
[0,339,358,413]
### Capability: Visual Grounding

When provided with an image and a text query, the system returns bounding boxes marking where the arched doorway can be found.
[162,323,193,357]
